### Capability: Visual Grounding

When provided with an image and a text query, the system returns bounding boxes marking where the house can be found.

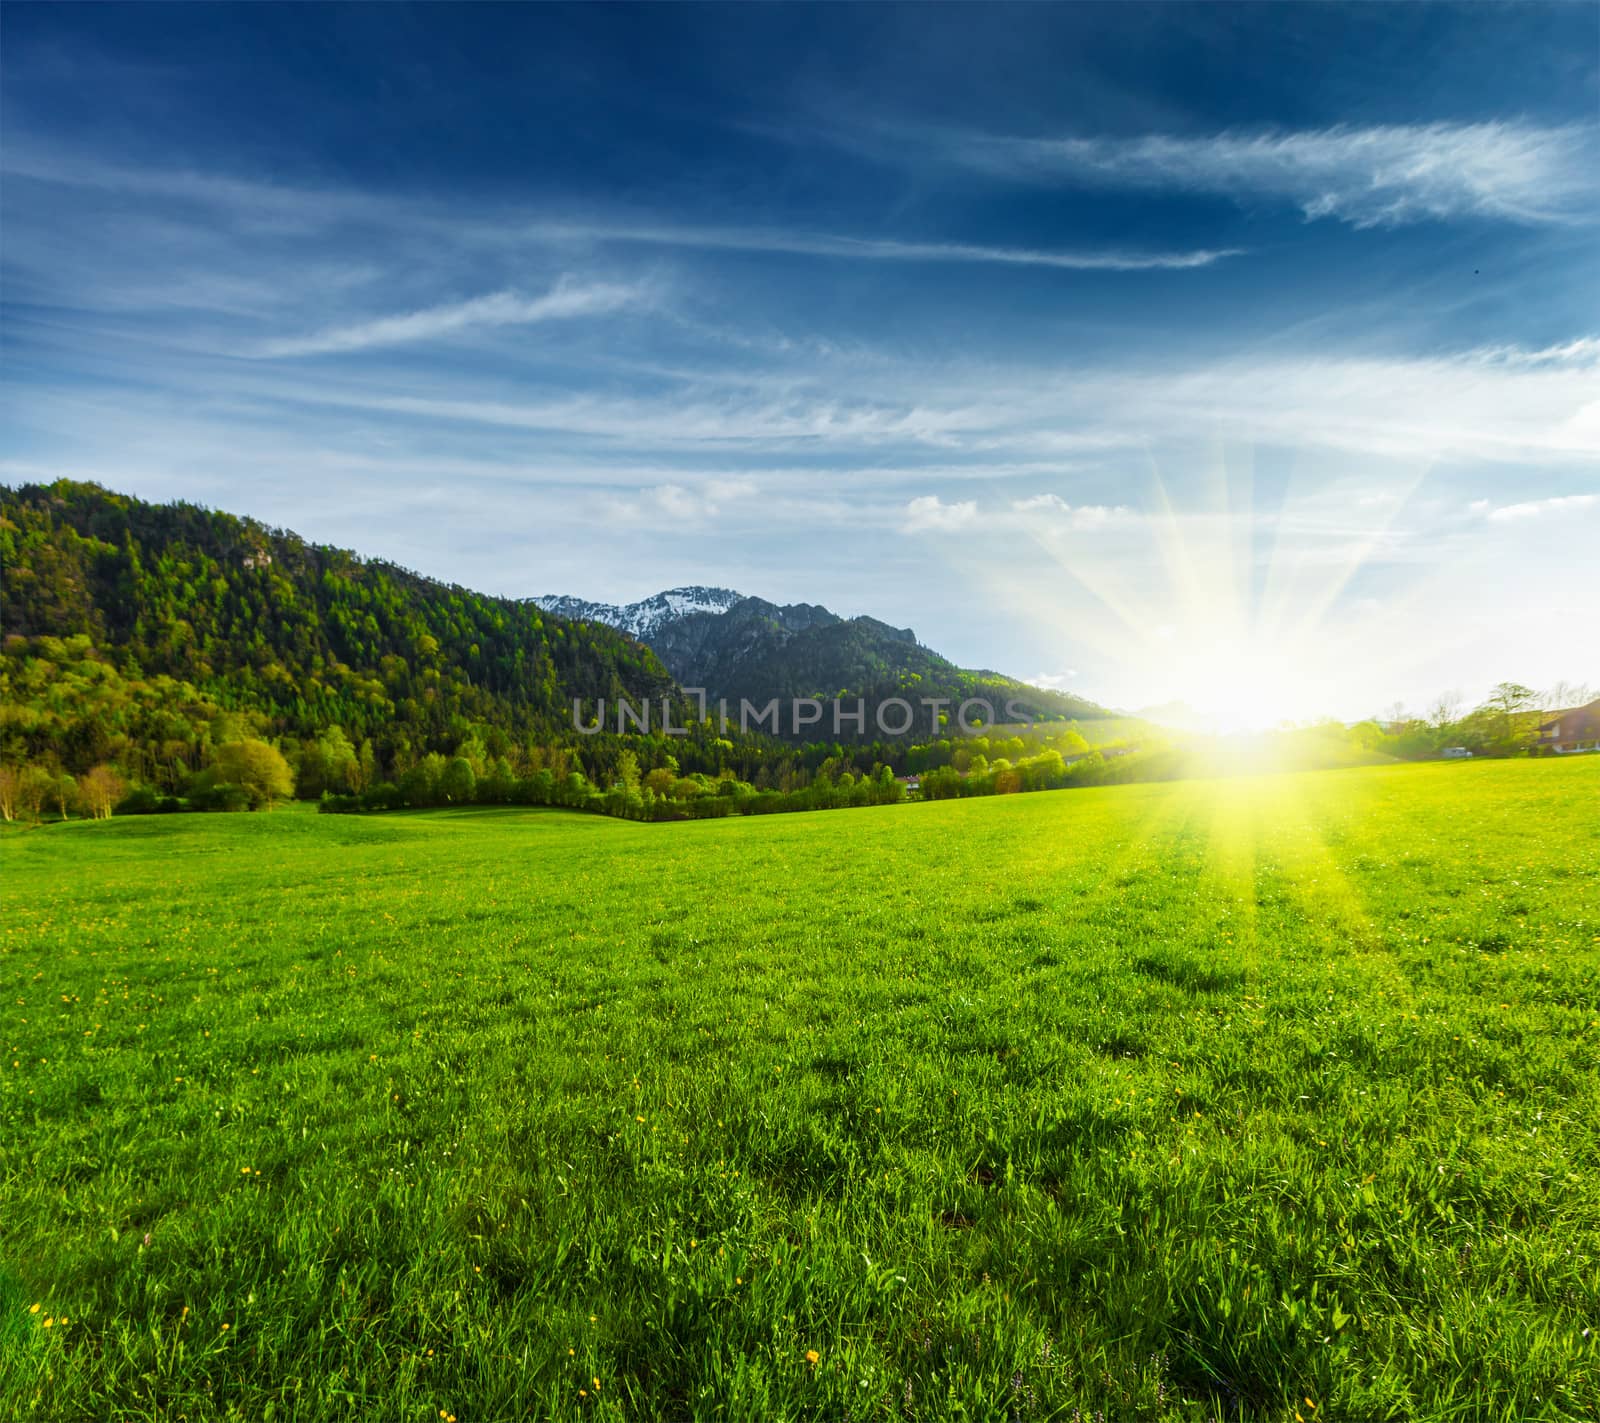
[1533,698,1600,755]
[1440,746,1472,759]
[896,774,922,797]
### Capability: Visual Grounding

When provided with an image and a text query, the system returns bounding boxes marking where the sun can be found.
[988,450,1429,729]
[1172,635,1320,733]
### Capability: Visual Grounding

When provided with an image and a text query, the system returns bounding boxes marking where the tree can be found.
[616,749,641,797]
[0,766,18,822]
[353,739,377,794]
[1032,748,1066,782]
[53,773,77,820]
[211,739,295,809]
[1482,682,1541,752]
[400,752,447,807]
[481,756,516,803]
[455,735,488,776]
[1348,719,1385,751]
[307,726,357,796]
[19,765,54,821]
[1058,728,1091,757]
[439,756,477,803]
[1543,680,1596,711]
[1425,690,1463,729]
[1486,682,1538,718]
[79,765,126,820]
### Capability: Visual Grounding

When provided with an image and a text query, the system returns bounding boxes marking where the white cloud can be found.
[1030,670,1080,690]
[1010,494,1133,530]
[256,280,643,357]
[903,495,979,532]
[1070,338,1600,463]
[952,121,1599,227]
[524,219,1239,271]
[3,146,1237,276]
[242,380,987,448]
[1475,337,1600,367]
[23,313,1600,473]
[904,493,1134,537]
[1474,492,1598,522]
[609,477,760,525]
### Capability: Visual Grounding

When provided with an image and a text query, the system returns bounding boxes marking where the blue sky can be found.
[3,2,1597,723]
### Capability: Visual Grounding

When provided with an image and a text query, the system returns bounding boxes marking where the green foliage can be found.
[6,480,1584,838]
[649,599,1107,739]
[1355,689,1554,760]
[439,756,477,804]
[2,759,1597,1420]
[208,739,296,809]
[0,480,681,776]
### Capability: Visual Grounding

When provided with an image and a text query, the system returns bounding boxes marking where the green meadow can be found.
[2,759,1598,1422]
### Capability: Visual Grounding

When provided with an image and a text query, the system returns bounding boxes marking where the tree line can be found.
[4,481,1592,831]
[1347,680,1594,759]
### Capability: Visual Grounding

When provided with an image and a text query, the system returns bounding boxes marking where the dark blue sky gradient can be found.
[3,3,1596,718]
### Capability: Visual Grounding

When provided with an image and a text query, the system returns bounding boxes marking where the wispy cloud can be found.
[256,280,644,357]
[1470,492,1598,521]
[606,477,760,525]
[3,147,1238,276]
[523,220,1240,271]
[20,302,1598,471]
[1061,338,1600,463]
[243,380,990,448]
[1473,337,1600,368]
[945,121,1599,227]
[1,147,381,231]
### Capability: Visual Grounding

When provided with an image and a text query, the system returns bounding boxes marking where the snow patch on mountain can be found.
[531,586,745,639]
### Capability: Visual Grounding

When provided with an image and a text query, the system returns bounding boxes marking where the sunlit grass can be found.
[2,758,1597,1420]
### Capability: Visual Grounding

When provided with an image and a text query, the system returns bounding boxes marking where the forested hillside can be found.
[0,480,681,781]
[543,589,1112,728]
[1,481,1141,822]
[655,599,1104,723]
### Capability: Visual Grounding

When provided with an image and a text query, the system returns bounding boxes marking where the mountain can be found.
[0,480,686,775]
[533,586,746,641]
[534,586,1111,732]
[1,479,1113,800]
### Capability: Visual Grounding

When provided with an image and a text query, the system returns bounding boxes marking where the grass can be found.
[2,757,1598,1421]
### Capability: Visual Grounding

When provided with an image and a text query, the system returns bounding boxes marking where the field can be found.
[3,759,1598,1422]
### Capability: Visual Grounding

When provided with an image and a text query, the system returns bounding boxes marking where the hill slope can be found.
[1,481,679,772]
